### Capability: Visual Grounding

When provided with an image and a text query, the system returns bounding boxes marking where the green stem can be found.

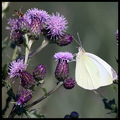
[28,39,49,59]
[24,82,63,109]
[24,34,33,64]
[12,45,18,60]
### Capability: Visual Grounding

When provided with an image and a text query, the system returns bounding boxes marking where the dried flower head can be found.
[8,59,27,78]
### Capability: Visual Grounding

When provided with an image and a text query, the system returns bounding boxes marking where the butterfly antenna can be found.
[77,32,82,48]
[72,36,81,46]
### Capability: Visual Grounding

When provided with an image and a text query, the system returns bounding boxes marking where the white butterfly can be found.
[75,34,118,90]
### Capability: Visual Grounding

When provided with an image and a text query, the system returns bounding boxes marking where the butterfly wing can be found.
[75,52,117,90]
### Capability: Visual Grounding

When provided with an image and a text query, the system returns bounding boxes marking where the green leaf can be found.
[42,87,48,96]
[25,109,45,118]
[2,96,12,117]
[7,88,16,101]
[102,97,118,113]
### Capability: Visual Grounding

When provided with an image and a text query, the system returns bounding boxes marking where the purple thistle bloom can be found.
[46,12,68,39]
[8,59,27,78]
[63,77,75,89]
[33,64,46,81]
[24,8,49,27]
[12,31,24,45]
[17,89,33,105]
[17,17,30,33]
[55,59,69,81]
[56,33,73,46]
[54,52,73,62]
[7,18,18,39]
[28,16,41,40]
[20,70,35,89]
[54,52,73,81]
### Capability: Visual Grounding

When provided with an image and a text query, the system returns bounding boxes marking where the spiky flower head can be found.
[17,17,30,33]
[23,8,49,28]
[20,70,35,89]
[8,59,27,78]
[46,12,68,39]
[28,16,41,40]
[17,89,33,106]
[33,64,46,81]
[7,18,18,39]
[63,77,75,89]
[54,52,73,81]
[56,33,73,46]
[54,52,73,62]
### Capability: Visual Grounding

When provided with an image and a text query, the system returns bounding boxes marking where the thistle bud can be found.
[56,34,73,46]
[54,52,73,81]
[70,111,79,118]
[63,77,75,89]
[17,89,32,106]
[12,31,24,45]
[33,64,46,81]
[17,17,30,33]
[20,70,35,89]
[28,16,41,40]
[55,59,69,81]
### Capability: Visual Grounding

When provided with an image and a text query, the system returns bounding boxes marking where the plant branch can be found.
[28,39,49,59]
[24,81,63,109]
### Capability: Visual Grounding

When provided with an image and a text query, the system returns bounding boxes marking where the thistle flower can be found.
[46,12,68,39]
[54,52,73,81]
[56,33,73,46]
[33,64,46,81]
[17,17,30,33]
[24,8,49,28]
[12,31,24,45]
[63,77,75,89]
[8,59,27,78]
[28,16,41,40]
[17,89,33,105]
[20,70,35,89]
[7,18,18,39]
[54,52,73,62]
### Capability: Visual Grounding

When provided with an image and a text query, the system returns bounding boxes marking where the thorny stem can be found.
[24,81,63,109]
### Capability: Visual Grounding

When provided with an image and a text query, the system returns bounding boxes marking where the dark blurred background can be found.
[2,2,118,118]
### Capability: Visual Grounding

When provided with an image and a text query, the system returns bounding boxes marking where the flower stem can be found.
[24,34,33,64]
[12,45,18,60]
[24,81,63,109]
[28,39,49,59]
